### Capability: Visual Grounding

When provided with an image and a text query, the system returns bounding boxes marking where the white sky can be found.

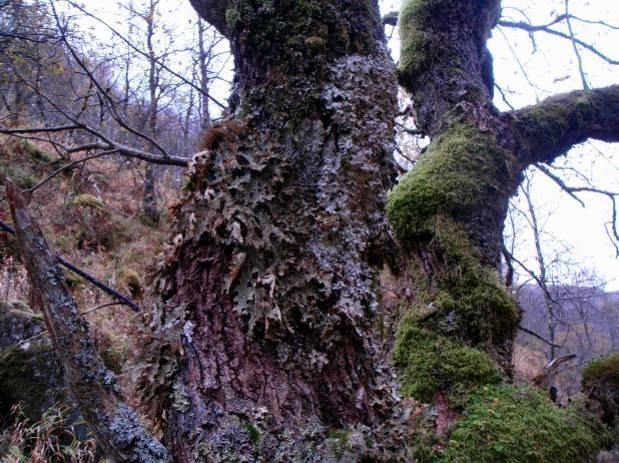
[76,0,618,289]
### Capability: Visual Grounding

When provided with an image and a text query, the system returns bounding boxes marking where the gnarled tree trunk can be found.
[154,0,404,461]
[143,0,619,460]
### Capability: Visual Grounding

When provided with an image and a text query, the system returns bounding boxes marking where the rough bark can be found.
[133,0,619,459]
[6,182,167,463]
[151,0,407,461]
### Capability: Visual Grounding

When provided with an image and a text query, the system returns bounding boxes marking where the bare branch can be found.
[0,219,141,312]
[518,325,561,348]
[498,20,619,65]
[66,0,227,110]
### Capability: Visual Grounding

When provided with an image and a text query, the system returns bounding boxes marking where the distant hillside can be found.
[514,284,619,401]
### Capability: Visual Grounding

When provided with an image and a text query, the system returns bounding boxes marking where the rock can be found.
[0,300,64,421]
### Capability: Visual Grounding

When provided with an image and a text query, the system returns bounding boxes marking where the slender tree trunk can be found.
[197,19,211,130]
[6,182,167,463]
[142,0,160,225]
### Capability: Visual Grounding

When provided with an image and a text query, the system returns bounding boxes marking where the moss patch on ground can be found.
[582,353,619,427]
[436,385,612,463]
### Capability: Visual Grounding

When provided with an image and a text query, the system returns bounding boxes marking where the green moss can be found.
[397,0,434,86]
[437,385,612,463]
[582,353,619,388]
[118,267,142,297]
[387,124,512,243]
[72,193,105,211]
[18,139,53,163]
[243,421,260,446]
[582,353,619,426]
[386,124,519,345]
[393,317,499,406]
[304,35,327,52]
[225,6,241,30]
[396,218,519,345]
[64,270,83,289]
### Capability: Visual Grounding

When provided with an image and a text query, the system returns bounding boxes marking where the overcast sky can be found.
[77,0,619,289]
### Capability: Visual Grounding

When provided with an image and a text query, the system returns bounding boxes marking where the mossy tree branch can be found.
[509,84,619,167]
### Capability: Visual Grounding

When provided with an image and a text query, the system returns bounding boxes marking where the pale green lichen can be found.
[72,193,106,211]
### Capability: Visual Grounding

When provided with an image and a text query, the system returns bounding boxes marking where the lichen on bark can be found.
[154,1,412,460]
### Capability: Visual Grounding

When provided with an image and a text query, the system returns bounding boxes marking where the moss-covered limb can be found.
[397,0,500,135]
[387,124,521,411]
[434,385,612,463]
[509,84,619,167]
[386,123,518,265]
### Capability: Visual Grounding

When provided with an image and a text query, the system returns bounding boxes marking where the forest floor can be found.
[0,135,181,460]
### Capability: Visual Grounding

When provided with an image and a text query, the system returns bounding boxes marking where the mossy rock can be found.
[582,354,619,427]
[118,267,143,298]
[394,317,499,406]
[0,301,65,421]
[72,193,106,211]
[436,385,612,463]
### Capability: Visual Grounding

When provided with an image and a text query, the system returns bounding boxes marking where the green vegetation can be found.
[436,385,612,463]
[118,267,143,298]
[243,421,260,446]
[386,124,512,243]
[582,353,619,426]
[72,193,106,211]
[0,137,57,190]
[582,353,619,388]
[397,0,433,86]
[394,317,499,406]
[391,217,519,346]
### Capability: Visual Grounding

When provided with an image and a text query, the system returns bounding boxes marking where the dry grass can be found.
[0,404,98,463]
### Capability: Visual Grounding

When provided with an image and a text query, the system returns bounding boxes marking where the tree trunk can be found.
[6,181,167,463]
[141,0,619,460]
[142,0,161,226]
[152,0,405,460]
